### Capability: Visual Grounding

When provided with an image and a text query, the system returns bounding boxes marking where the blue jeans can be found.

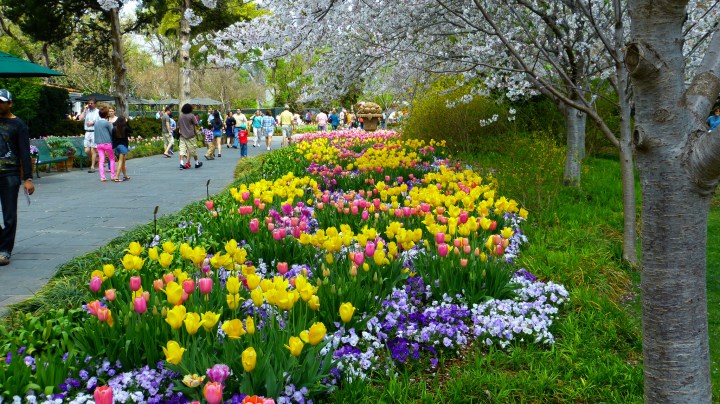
[0,175,21,257]
[240,143,247,157]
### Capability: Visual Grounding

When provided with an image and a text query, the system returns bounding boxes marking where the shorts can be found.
[264,129,274,138]
[84,132,96,148]
[213,129,222,138]
[179,137,197,157]
[282,124,293,139]
[115,144,129,155]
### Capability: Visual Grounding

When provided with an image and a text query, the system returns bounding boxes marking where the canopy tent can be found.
[0,52,64,78]
[187,97,221,106]
[77,92,114,102]
[148,98,179,105]
[127,97,152,105]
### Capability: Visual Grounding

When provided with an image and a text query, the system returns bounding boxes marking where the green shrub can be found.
[50,119,84,137]
[128,116,161,138]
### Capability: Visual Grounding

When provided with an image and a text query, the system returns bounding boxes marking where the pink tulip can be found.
[254,197,261,207]
[94,386,113,404]
[365,242,376,257]
[241,191,250,200]
[249,218,259,233]
[272,229,283,241]
[207,364,231,383]
[291,226,301,238]
[290,217,299,227]
[354,253,365,266]
[495,245,505,256]
[420,203,431,213]
[463,245,472,254]
[143,290,150,301]
[298,220,308,231]
[361,210,369,221]
[89,276,102,293]
[316,202,324,210]
[459,258,468,267]
[359,189,366,197]
[153,279,164,291]
[385,175,390,182]
[351,205,359,215]
[435,232,446,244]
[268,223,275,232]
[104,289,116,301]
[204,382,224,404]
[205,200,214,210]
[97,307,111,323]
[397,176,404,183]
[183,279,195,294]
[199,278,213,295]
[459,211,469,224]
[438,243,449,257]
[453,238,462,248]
[277,262,289,275]
[87,300,101,316]
[129,276,142,292]
[403,207,411,217]
[133,297,147,314]
[321,194,330,203]
[163,273,175,284]
[258,203,266,211]
[394,208,403,218]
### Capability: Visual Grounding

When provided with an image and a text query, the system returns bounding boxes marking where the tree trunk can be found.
[109,7,128,118]
[561,104,585,187]
[627,1,715,400]
[178,0,192,106]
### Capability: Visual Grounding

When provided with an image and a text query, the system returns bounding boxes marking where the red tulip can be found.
[459,211,469,224]
[182,279,195,294]
[277,262,289,275]
[489,220,497,231]
[94,386,113,404]
[205,200,214,210]
[87,300,101,316]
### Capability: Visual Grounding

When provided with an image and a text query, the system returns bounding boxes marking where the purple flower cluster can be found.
[328,271,568,381]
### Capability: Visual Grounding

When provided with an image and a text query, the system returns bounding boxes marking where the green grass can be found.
[707,202,720,397]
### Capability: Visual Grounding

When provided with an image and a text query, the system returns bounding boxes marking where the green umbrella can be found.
[0,51,64,78]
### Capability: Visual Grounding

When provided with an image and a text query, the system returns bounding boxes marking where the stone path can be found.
[0,138,284,314]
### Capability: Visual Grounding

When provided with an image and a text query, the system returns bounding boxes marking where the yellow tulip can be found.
[102,264,115,278]
[162,241,177,254]
[147,247,159,261]
[259,279,273,292]
[242,347,257,372]
[339,302,356,323]
[246,273,261,291]
[189,247,206,266]
[121,254,144,271]
[226,276,240,294]
[307,322,327,346]
[184,312,204,335]
[225,239,238,255]
[245,316,255,335]
[158,252,174,268]
[222,319,246,339]
[127,241,144,256]
[519,208,529,219]
[165,305,187,330]
[226,293,243,310]
[201,311,221,332]
[162,340,185,365]
[250,288,264,307]
[500,227,514,239]
[164,281,184,306]
[285,336,304,357]
[308,295,320,311]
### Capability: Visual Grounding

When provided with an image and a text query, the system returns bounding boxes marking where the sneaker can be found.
[226,145,230,148]
[218,154,222,158]
[179,164,186,170]
[169,150,174,155]
[0,255,9,266]
[184,162,191,169]
[267,147,271,151]
[195,161,203,168]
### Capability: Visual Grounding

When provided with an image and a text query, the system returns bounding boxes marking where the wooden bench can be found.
[69,136,89,169]
[30,139,68,178]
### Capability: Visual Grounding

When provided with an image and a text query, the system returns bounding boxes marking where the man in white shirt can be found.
[78,98,100,173]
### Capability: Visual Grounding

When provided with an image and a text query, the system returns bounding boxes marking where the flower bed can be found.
[1,130,568,403]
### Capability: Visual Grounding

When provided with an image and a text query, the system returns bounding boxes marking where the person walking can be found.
[329,108,340,131]
[0,89,34,266]
[315,110,328,132]
[279,104,294,147]
[262,110,277,151]
[178,103,203,170]
[238,123,249,158]
[251,110,263,147]
[206,111,224,159]
[233,109,248,144]
[161,106,173,158]
[112,115,132,182]
[78,98,99,173]
[224,110,237,149]
[93,107,116,182]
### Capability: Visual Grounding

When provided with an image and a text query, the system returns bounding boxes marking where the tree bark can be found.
[627,0,715,401]
[109,7,128,118]
[178,0,192,106]
[561,104,586,187]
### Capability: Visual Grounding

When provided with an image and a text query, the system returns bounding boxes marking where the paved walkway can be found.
[0,138,285,314]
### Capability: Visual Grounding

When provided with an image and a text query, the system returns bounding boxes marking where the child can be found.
[202,127,214,160]
[238,123,249,158]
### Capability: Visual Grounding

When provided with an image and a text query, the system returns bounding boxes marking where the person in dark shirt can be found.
[0,89,34,266]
